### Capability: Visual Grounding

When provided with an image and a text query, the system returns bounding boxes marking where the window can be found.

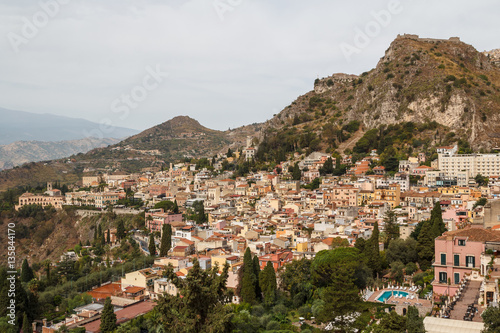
[454,273,460,284]
[441,253,446,265]
[439,272,447,284]
[466,255,475,268]
[458,239,466,246]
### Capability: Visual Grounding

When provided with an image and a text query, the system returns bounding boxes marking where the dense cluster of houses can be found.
[25,146,500,332]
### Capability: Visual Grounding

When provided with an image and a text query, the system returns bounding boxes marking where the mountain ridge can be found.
[1,34,499,189]
[260,34,500,150]
[0,107,139,145]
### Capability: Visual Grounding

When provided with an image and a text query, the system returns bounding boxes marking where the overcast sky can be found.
[1,0,498,132]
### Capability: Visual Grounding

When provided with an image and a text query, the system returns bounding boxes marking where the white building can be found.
[438,153,500,178]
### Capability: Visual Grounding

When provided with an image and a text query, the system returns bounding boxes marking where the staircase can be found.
[447,280,482,322]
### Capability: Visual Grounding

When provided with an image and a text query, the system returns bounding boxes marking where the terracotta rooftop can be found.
[437,228,500,242]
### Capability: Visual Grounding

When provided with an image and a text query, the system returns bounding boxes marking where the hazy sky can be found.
[1,0,498,132]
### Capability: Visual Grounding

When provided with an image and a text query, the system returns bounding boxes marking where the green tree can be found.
[191,201,207,224]
[148,235,156,256]
[384,210,399,248]
[173,200,179,214]
[21,259,34,283]
[366,222,381,276]
[279,258,313,308]
[417,221,434,270]
[354,237,366,253]
[106,229,110,244]
[259,261,277,306]
[239,248,257,304]
[475,173,489,187]
[253,255,262,301]
[383,156,400,172]
[406,305,425,333]
[156,259,233,332]
[386,238,418,265]
[97,223,102,241]
[320,157,334,175]
[22,312,30,333]
[292,162,301,180]
[154,200,176,212]
[160,224,172,257]
[390,261,405,284]
[373,310,406,333]
[227,148,233,158]
[312,248,363,329]
[473,197,487,209]
[116,220,125,240]
[482,305,500,333]
[100,297,117,332]
[429,201,446,238]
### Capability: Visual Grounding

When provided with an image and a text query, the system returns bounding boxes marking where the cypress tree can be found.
[22,312,30,333]
[259,261,277,306]
[100,297,117,332]
[406,305,425,333]
[366,222,381,275]
[173,200,179,214]
[149,234,156,257]
[253,255,262,301]
[239,248,257,304]
[354,237,366,253]
[100,229,105,245]
[417,221,434,270]
[430,201,446,238]
[116,220,125,240]
[97,223,102,240]
[46,262,51,285]
[384,210,399,248]
[160,224,172,257]
[20,259,34,283]
[106,229,111,244]
[292,162,301,180]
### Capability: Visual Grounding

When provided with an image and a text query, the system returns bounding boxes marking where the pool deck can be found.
[367,288,432,308]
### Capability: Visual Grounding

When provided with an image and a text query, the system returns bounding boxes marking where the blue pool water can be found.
[376,290,409,302]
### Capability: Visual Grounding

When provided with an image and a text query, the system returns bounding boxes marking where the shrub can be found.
[444,75,456,82]
[266,321,281,331]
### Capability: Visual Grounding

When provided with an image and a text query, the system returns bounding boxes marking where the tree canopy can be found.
[156,259,233,333]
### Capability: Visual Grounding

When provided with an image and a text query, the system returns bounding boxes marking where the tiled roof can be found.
[437,228,500,242]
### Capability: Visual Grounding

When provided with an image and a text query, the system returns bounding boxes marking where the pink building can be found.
[433,228,500,297]
[145,209,183,233]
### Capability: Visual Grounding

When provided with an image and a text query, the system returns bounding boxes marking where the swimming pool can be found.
[376,290,409,302]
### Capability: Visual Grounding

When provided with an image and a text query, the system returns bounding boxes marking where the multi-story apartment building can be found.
[432,228,500,297]
[145,209,183,233]
[425,171,469,187]
[16,192,65,210]
[324,185,359,208]
[438,153,500,177]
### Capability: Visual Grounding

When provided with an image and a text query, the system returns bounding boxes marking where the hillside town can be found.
[16,141,500,332]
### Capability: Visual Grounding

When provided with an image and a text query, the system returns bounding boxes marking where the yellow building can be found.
[121,268,162,292]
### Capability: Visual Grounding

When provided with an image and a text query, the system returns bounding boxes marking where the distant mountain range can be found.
[1,34,499,189]
[0,107,138,145]
[0,137,121,170]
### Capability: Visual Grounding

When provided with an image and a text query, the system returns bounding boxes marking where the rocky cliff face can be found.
[483,49,500,67]
[262,35,500,150]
